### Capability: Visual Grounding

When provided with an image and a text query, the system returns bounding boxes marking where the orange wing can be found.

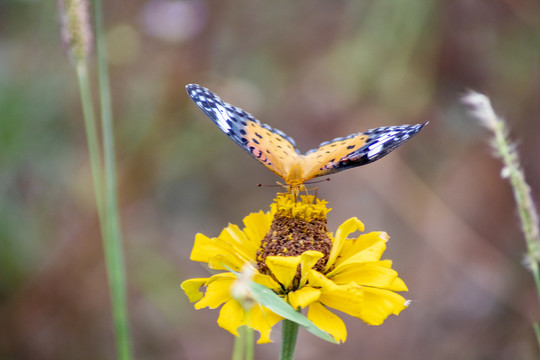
[300,123,428,182]
[241,120,301,180]
[186,84,300,180]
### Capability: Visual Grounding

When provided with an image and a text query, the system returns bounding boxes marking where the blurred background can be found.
[1,0,540,359]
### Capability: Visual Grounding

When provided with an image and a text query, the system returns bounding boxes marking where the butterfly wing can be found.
[301,123,427,181]
[186,84,300,180]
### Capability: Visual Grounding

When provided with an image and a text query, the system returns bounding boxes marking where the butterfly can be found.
[186,84,427,190]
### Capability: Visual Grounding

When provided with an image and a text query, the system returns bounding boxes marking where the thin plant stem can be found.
[231,326,254,360]
[529,262,540,346]
[232,326,246,360]
[244,325,254,360]
[481,98,540,303]
[492,121,540,289]
[280,319,299,360]
[464,91,540,348]
[534,322,540,347]
[92,0,133,358]
[75,62,105,223]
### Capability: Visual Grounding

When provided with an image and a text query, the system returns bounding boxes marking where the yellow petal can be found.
[307,302,347,343]
[288,286,321,309]
[266,255,301,290]
[325,217,364,272]
[308,271,364,317]
[217,299,246,336]
[329,262,400,288]
[248,305,283,344]
[189,233,221,262]
[253,273,281,291]
[190,233,243,270]
[242,211,272,248]
[377,259,393,268]
[206,272,237,283]
[195,273,235,309]
[181,278,208,303]
[318,282,364,318]
[388,277,408,292]
[299,250,324,287]
[329,234,388,275]
[358,287,408,325]
[307,270,338,290]
[216,297,282,343]
[219,224,257,262]
[337,232,388,265]
[206,254,246,271]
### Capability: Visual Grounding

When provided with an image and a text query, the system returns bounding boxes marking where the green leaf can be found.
[224,265,337,344]
[248,281,338,344]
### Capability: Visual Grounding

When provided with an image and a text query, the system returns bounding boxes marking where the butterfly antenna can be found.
[257,182,290,196]
[304,178,331,185]
[257,181,287,188]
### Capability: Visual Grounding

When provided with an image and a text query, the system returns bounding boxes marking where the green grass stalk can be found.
[92,0,133,358]
[60,0,132,357]
[77,59,133,357]
[464,91,540,348]
[75,62,105,223]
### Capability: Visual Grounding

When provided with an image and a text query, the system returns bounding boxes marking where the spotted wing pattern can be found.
[186,84,300,179]
[301,123,427,181]
[186,84,427,185]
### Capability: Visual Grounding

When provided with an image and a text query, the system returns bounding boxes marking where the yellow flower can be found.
[181,193,409,344]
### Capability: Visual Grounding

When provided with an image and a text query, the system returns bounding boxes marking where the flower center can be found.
[256,193,333,285]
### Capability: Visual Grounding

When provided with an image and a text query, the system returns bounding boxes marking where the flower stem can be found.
[92,0,133,358]
[245,325,254,360]
[232,326,254,360]
[232,327,245,360]
[280,319,299,360]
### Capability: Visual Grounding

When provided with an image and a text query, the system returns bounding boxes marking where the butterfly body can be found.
[186,84,426,189]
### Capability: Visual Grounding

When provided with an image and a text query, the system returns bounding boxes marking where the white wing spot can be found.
[367,144,384,159]
[366,132,397,158]
[213,103,231,131]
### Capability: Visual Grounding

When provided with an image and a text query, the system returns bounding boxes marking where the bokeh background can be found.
[1,0,540,359]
